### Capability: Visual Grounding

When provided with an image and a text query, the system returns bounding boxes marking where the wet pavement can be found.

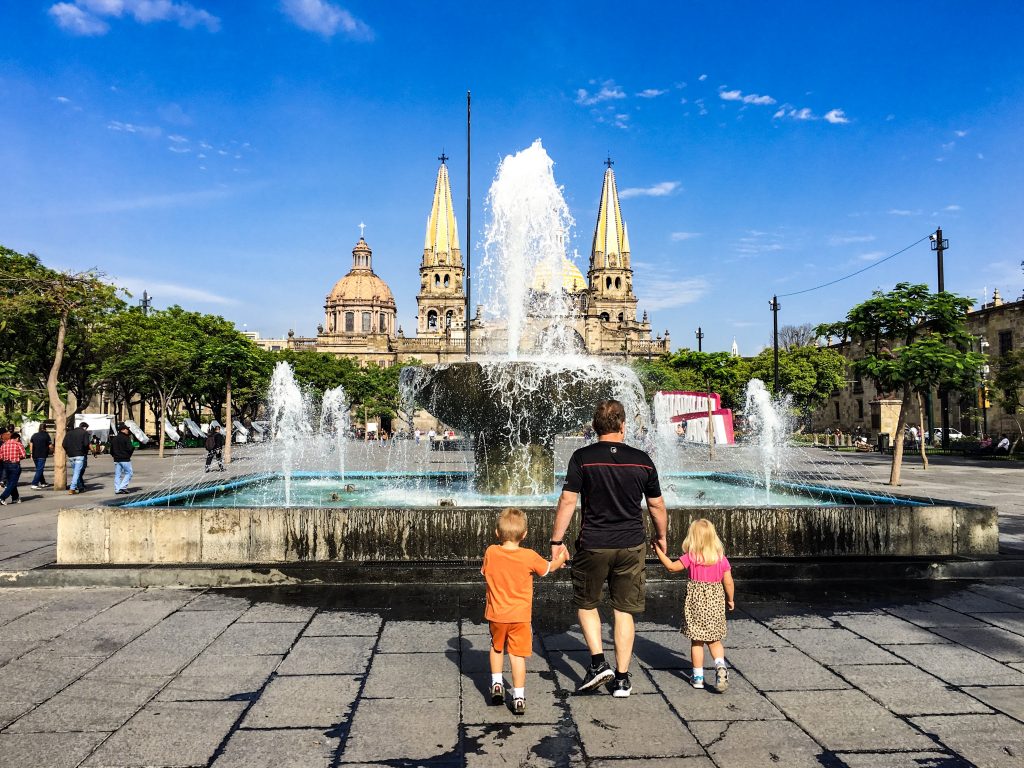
[1,578,1023,767]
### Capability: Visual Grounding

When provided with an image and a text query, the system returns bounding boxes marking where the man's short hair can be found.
[592,399,626,436]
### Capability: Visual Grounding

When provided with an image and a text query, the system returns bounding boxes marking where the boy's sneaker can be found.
[611,674,632,698]
[715,666,729,692]
[490,682,504,705]
[513,697,526,716]
[691,674,705,689]
[577,660,614,693]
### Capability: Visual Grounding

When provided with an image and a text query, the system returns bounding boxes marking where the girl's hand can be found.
[727,600,735,611]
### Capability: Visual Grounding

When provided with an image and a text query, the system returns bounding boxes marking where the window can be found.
[445,310,454,328]
[857,399,864,419]
[615,277,621,289]
[617,312,624,322]
[379,314,387,333]
[443,274,450,288]
[834,402,840,420]
[434,274,440,288]
[362,312,371,332]
[599,312,610,322]
[853,373,863,394]
[345,312,354,333]
[605,277,612,289]
[427,310,438,330]
[999,330,1013,356]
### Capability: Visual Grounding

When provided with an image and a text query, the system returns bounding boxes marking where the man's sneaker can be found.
[68,489,80,495]
[30,484,40,490]
[611,674,632,698]
[0,498,7,506]
[513,697,526,715]
[691,674,705,689]
[715,666,729,692]
[576,660,615,693]
[490,682,504,705]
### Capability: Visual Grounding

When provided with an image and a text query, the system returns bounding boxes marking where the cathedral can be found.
[273,159,670,364]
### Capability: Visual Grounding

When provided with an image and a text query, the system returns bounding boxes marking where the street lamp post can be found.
[696,326,704,353]
[931,228,951,449]
[980,337,990,438]
[769,296,781,393]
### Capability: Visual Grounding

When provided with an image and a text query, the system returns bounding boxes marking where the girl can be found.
[654,518,735,691]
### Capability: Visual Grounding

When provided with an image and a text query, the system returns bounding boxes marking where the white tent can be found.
[182,419,204,438]
[121,419,150,444]
[75,414,115,444]
[163,420,181,443]
[232,421,249,444]
[248,422,267,442]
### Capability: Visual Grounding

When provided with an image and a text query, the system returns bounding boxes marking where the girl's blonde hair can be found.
[496,507,528,542]
[682,518,724,565]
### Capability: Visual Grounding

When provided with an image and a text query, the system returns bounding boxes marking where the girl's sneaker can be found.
[715,666,729,692]
[691,674,704,689]
[513,697,526,715]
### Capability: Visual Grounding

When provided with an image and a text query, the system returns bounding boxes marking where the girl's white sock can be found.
[513,687,525,699]
[491,673,503,686]
[714,657,727,668]
[692,668,704,678]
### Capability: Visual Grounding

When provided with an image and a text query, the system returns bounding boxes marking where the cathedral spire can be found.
[591,164,628,262]
[424,160,461,261]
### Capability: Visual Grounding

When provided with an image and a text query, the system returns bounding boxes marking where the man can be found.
[63,422,91,494]
[0,430,26,505]
[110,423,135,494]
[995,434,1011,455]
[550,399,668,698]
[29,425,52,489]
[205,425,225,472]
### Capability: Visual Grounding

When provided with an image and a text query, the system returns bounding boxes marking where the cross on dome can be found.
[358,222,366,237]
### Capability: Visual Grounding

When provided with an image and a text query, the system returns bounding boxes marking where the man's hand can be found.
[551,544,569,563]
[654,535,668,554]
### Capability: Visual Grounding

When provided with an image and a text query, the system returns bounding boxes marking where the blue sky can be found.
[2,1,1023,355]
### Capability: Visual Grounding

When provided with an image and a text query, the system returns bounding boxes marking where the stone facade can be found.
[811,292,1024,440]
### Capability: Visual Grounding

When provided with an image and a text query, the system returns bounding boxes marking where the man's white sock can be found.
[513,687,525,699]
[714,657,726,668]
[491,673,503,686]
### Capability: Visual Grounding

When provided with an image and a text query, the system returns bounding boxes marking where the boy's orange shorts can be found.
[489,621,532,657]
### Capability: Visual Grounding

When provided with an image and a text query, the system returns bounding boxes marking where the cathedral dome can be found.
[531,257,587,294]
[327,237,396,306]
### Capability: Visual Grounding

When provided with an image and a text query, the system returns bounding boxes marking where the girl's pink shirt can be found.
[680,553,731,583]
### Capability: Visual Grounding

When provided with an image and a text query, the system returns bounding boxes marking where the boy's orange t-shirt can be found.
[481,544,550,623]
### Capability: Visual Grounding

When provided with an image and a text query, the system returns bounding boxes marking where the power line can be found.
[778,233,932,298]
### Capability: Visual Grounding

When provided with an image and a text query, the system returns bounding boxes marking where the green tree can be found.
[633,350,747,409]
[992,349,1024,451]
[747,345,847,425]
[816,283,983,486]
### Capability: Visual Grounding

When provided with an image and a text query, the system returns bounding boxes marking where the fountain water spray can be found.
[744,379,791,498]
[267,361,313,505]
[320,385,350,483]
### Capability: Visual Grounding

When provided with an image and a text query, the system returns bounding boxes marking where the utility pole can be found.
[695,326,704,352]
[769,296,781,393]
[139,290,152,316]
[931,228,950,449]
[465,90,472,361]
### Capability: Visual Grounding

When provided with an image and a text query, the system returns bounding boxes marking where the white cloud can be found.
[49,3,109,34]
[887,208,921,216]
[55,95,72,104]
[823,108,850,124]
[698,74,707,81]
[955,129,968,137]
[168,134,188,143]
[944,204,961,211]
[670,232,701,241]
[636,277,710,310]
[719,87,776,105]
[977,153,985,160]
[619,181,680,199]
[118,277,239,306]
[829,234,875,246]
[107,120,161,139]
[168,145,191,153]
[50,1,220,35]
[941,141,955,151]
[576,80,626,106]
[858,251,884,261]
[281,0,373,39]
[637,88,667,98]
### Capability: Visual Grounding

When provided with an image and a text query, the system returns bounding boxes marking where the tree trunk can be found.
[888,384,913,486]
[224,372,233,465]
[158,391,167,459]
[916,391,929,470]
[46,309,70,490]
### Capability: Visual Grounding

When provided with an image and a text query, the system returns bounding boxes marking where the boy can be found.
[481,507,567,715]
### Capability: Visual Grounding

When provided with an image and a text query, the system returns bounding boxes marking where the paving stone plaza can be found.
[1,446,1023,766]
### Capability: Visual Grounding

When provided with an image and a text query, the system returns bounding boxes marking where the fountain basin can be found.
[56,472,997,564]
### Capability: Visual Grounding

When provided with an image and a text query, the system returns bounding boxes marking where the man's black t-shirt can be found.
[563,440,662,550]
[29,431,51,458]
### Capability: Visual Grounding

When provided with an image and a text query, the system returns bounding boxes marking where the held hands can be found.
[727,599,736,611]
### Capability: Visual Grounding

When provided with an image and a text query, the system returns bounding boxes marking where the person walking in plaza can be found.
[0,430,26,505]
[0,426,10,490]
[29,425,52,489]
[204,425,225,472]
[482,507,567,715]
[63,422,90,494]
[550,399,668,698]
[653,518,735,692]
[110,423,135,494]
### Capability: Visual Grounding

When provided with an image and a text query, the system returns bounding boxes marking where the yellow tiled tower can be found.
[416,157,466,338]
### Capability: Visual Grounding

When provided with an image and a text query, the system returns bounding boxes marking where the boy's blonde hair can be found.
[496,507,528,543]
[682,518,724,565]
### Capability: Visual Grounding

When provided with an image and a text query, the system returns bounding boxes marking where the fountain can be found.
[55,141,999,567]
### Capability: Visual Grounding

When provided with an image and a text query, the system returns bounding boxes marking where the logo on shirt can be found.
[610,446,617,454]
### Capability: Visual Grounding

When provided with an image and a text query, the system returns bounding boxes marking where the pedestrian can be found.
[63,422,91,494]
[653,519,735,691]
[0,430,26,505]
[29,425,52,489]
[995,434,1011,455]
[204,425,225,472]
[110,423,135,494]
[481,507,567,715]
[90,434,103,457]
[0,426,10,490]
[550,399,668,698]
